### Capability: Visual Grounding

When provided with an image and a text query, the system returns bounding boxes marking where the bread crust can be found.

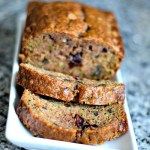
[17,63,125,105]
[16,90,128,144]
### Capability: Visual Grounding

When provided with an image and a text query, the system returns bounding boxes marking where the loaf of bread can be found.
[17,63,125,105]
[16,90,128,144]
[20,1,124,80]
[16,1,128,145]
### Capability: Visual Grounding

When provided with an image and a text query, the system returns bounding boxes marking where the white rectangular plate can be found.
[6,14,138,150]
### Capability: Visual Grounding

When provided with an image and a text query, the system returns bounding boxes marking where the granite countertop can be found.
[0,0,149,149]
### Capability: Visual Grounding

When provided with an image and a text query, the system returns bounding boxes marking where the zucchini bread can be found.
[20,1,124,80]
[16,90,128,144]
[17,63,125,105]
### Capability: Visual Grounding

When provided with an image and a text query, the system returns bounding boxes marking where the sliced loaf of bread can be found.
[16,90,128,144]
[17,63,125,105]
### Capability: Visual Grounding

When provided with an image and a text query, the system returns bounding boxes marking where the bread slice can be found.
[17,63,125,105]
[16,90,128,144]
[20,1,124,80]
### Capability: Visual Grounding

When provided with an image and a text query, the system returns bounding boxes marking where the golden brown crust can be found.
[78,78,125,105]
[17,63,125,105]
[82,4,124,54]
[16,90,128,144]
[24,1,88,38]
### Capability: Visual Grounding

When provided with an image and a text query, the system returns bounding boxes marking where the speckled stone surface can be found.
[0,0,149,149]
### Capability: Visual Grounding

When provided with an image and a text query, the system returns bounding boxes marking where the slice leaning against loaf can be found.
[16,90,128,144]
[17,63,125,105]
[20,1,124,80]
